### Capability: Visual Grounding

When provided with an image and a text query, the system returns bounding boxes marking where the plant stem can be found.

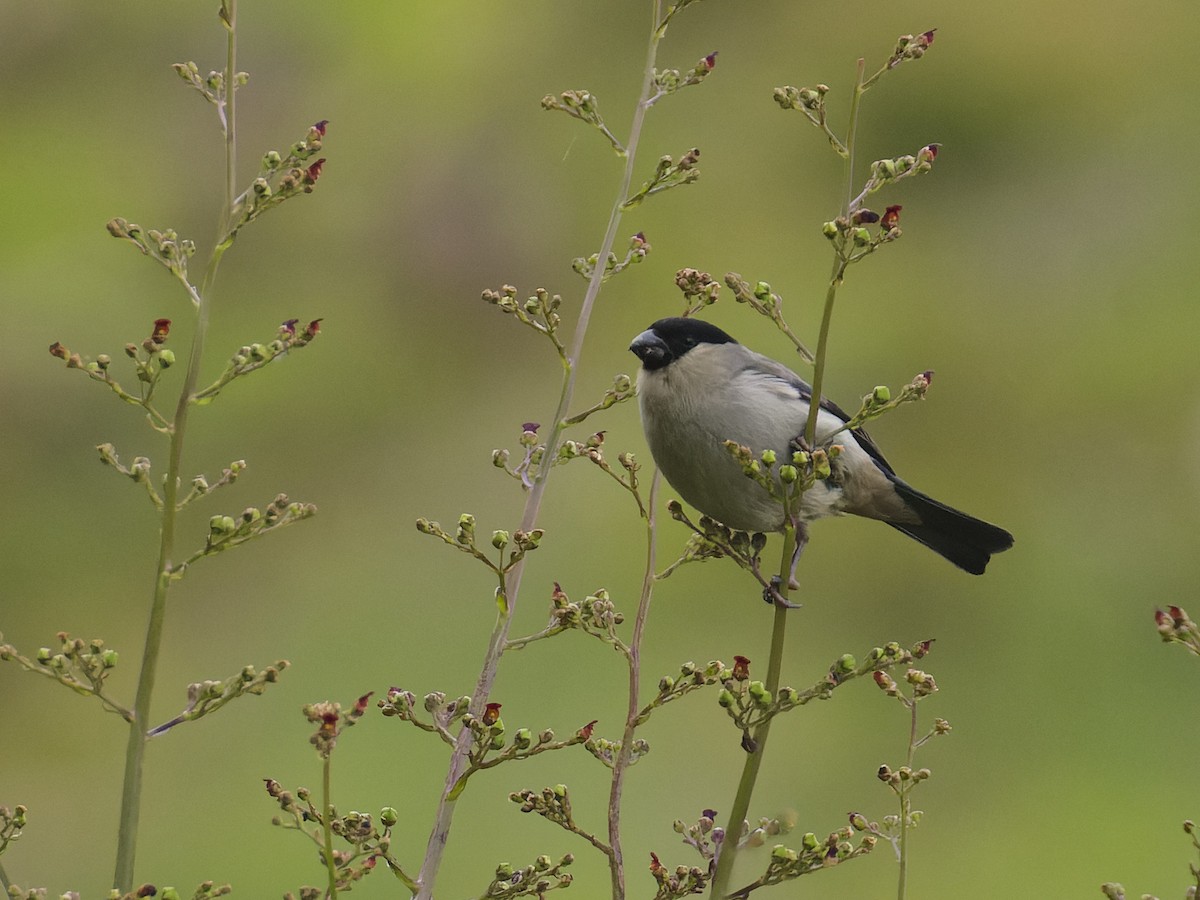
[112,3,237,889]
[896,699,918,900]
[411,6,667,897]
[323,753,339,899]
[710,57,871,899]
[606,470,661,899]
[709,530,795,900]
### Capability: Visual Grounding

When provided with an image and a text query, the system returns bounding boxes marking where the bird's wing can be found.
[741,351,900,478]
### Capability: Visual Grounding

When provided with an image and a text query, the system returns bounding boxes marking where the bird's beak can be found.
[629,329,669,368]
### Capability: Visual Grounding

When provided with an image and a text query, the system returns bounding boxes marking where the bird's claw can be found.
[763,576,801,609]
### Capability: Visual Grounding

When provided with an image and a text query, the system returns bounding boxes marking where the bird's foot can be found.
[763,576,801,609]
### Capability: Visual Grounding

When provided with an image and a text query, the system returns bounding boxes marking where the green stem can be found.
[802,58,865,451]
[711,56,872,899]
[111,3,237,889]
[709,529,795,899]
[322,753,338,899]
[606,470,661,899]
[412,5,666,897]
[896,699,918,900]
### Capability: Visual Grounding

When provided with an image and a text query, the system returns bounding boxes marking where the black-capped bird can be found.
[629,317,1013,575]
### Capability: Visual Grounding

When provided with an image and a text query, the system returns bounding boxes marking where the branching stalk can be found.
[412,4,670,896]
[711,57,870,900]
[607,470,661,898]
[112,2,238,889]
[323,754,339,899]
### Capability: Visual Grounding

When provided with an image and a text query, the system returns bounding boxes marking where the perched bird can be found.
[629,316,1013,575]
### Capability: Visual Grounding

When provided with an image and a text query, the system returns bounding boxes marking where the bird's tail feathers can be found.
[886,479,1014,575]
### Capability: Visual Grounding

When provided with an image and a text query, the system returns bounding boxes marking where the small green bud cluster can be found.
[301,692,372,760]
[886,30,937,68]
[172,59,248,105]
[416,513,544,576]
[1156,605,1200,656]
[542,89,625,154]
[659,503,769,584]
[203,493,317,558]
[267,775,400,892]
[722,273,815,363]
[231,121,328,233]
[147,660,288,737]
[547,584,626,639]
[621,148,701,210]
[0,631,126,714]
[52,318,184,428]
[572,231,651,283]
[674,267,721,312]
[483,284,565,349]
[772,82,831,116]
[648,659,727,717]
[648,851,709,898]
[176,459,247,510]
[650,51,718,101]
[481,852,574,898]
[876,764,932,787]
[755,819,877,884]
[743,811,797,849]
[670,809,725,871]
[584,734,648,770]
[511,784,578,832]
[106,218,197,279]
[193,318,323,405]
[0,802,29,854]
[379,687,471,744]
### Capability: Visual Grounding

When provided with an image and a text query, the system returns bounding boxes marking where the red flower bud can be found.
[152,318,172,344]
[281,318,299,336]
[732,655,751,681]
[880,205,902,231]
[482,702,502,726]
[49,341,69,360]
[704,51,718,69]
[304,158,326,184]
[577,719,597,740]
[304,318,323,339]
[313,119,329,136]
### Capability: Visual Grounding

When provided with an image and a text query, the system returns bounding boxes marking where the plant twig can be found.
[412,3,670,895]
[113,2,238,888]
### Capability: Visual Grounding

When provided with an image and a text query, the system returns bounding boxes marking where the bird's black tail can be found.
[886,479,1014,575]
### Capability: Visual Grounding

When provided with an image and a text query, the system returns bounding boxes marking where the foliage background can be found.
[2,1,1198,897]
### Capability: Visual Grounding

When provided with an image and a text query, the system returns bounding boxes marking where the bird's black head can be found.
[629,317,737,371]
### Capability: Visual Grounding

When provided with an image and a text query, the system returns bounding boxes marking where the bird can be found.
[629,316,1013,575]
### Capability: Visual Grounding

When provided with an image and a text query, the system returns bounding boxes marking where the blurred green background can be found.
[3,1,1199,897]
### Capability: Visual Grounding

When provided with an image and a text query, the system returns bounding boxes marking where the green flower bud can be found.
[771,845,798,862]
[779,464,798,483]
[801,831,819,850]
[718,689,735,708]
[852,227,871,246]
[494,862,513,880]
[836,654,856,673]
[760,449,776,466]
[380,806,399,827]
[658,675,675,694]
[102,650,119,668]
[491,530,510,549]
[553,784,568,798]
[872,385,890,404]
[822,221,839,239]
